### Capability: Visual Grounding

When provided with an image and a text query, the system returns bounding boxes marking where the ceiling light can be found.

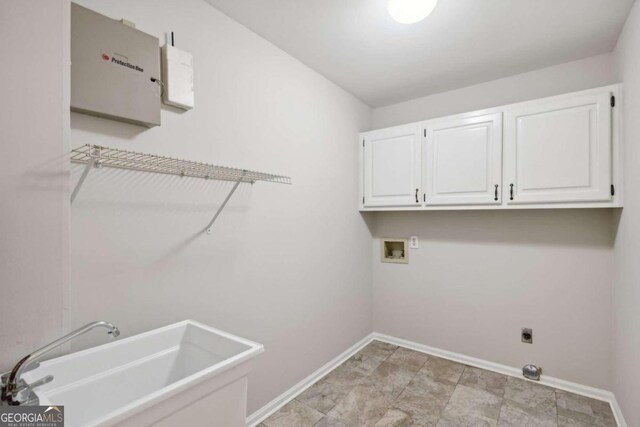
[387,0,438,24]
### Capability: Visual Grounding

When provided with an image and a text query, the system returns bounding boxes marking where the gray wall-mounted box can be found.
[71,3,161,127]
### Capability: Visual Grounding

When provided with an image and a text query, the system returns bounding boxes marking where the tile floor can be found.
[260,341,616,427]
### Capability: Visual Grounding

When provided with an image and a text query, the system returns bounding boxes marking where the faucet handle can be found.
[15,375,54,404]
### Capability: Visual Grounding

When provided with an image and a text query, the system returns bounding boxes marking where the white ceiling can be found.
[204,0,634,107]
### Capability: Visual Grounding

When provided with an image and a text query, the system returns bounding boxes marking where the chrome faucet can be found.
[1,321,120,405]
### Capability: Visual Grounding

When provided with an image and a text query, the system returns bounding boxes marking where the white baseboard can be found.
[246,333,375,427]
[609,396,629,427]
[373,333,627,427]
[246,332,627,427]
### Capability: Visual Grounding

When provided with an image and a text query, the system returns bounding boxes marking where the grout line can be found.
[361,344,403,424]
[373,346,403,424]
[379,348,429,421]
[494,372,505,426]
[437,364,465,424]
[328,343,429,426]
[308,341,400,426]
[555,389,560,426]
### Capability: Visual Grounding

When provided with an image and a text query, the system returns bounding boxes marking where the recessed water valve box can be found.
[381,238,409,264]
[71,3,161,127]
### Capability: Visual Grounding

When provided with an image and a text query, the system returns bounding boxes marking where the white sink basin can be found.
[22,320,263,427]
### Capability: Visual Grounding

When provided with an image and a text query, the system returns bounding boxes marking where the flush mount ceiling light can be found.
[387,0,438,24]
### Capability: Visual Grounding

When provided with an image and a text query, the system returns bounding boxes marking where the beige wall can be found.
[370,55,619,390]
[3,0,634,420]
[68,0,373,413]
[613,1,640,424]
[0,0,70,371]
[372,53,616,129]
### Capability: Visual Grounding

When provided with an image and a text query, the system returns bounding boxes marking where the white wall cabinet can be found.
[424,113,502,205]
[504,91,613,204]
[361,123,421,207]
[359,85,621,211]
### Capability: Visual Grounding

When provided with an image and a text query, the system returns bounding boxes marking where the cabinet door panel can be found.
[425,113,502,205]
[363,124,421,207]
[504,92,612,204]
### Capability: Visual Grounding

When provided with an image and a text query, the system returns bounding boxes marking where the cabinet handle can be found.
[509,183,514,200]
[415,188,419,203]
[494,184,499,201]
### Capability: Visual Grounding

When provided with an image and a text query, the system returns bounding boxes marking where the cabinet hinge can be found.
[611,95,616,108]
[611,184,615,196]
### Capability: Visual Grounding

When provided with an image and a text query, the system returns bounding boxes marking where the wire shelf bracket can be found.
[69,144,291,234]
[70,157,97,204]
[205,171,245,234]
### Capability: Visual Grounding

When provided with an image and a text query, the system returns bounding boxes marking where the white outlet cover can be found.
[410,236,419,249]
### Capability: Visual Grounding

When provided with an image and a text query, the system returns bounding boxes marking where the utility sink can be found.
[22,320,263,427]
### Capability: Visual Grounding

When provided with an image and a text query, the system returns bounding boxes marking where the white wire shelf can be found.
[70,144,291,234]
[70,144,291,184]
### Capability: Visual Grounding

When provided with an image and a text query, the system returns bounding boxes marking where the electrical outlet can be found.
[521,328,533,344]
[410,236,419,249]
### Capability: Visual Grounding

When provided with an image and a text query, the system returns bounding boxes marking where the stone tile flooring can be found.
[260,341,617,427]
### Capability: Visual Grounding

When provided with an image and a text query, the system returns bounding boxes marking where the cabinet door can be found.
[425,113,502,205]
[362,124,421,207]
[504,92,612,204]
